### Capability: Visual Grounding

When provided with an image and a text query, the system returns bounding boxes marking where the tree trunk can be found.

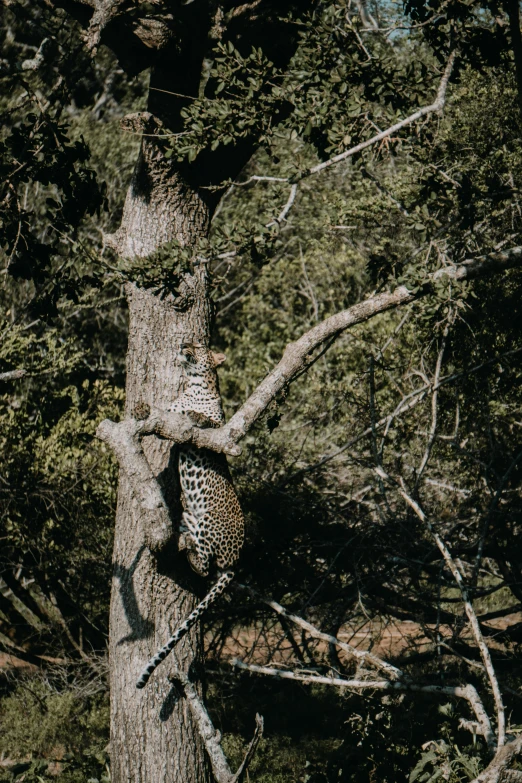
[108,133,214,783]
[94,6,308,776]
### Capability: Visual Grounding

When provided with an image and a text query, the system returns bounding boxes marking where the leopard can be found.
[136,343,244,689]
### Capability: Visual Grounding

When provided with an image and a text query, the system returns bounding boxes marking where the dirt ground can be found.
[206,609,522,666]
[1,610,520,672]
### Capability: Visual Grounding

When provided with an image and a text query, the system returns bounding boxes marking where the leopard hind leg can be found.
[136,570,234,689]
[178,511,210,577]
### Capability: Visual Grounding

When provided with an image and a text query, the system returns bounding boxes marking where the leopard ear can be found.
[211,351,226,367]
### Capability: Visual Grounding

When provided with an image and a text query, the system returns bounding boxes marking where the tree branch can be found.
[97,406,241,456]
[231,660,494,747]
[236,583,402,679]
[95,405,242,550]
[234,51,455,198]
[218,245,522,445]
[375,467,506,750]
[470,736,522,783]
[96,417,173,552]
[134,405,241,456]
[267,183,299,227]
[96,245,522,472]
[299,51,456,180]
[0,369,26,381]
[170,668,263,783]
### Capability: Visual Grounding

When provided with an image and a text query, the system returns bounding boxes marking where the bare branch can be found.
[219,245,522,445]
[470,736,522,783]
[299,51,456,180]
[231,661,494,747]
[45,589,93,664]
[267,183,299,226]
[0,369,26,381]
[375,467,506,750]
[237,583,402,679]
[96,418,172,552]
[170,668,263,783]
[234,175,288,186]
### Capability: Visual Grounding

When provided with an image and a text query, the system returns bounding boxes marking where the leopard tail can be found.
[136,570,234,689]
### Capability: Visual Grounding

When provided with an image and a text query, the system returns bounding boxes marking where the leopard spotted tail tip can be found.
[136,665,154,689]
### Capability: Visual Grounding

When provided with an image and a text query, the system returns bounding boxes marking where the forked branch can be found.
[232,661,494,749]
[218,245,522,446]
[97,245,522,474]
[170,668,263,783]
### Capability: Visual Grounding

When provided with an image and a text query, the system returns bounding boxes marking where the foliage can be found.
[409,740,482,783]
[0,10,133,658]
[0,332,123,653]
[0,676,109,783]
[167,42,286,162]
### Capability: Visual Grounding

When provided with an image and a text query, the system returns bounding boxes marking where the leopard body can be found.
[136,344,244,689]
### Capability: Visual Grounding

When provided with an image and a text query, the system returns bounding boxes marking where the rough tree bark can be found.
[107,132,214,782]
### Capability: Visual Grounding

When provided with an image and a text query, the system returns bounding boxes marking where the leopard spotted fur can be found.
[136,344,244,689]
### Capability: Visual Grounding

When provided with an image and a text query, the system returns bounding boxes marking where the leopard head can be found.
[177,343,226,425]
[178,344,225,376]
